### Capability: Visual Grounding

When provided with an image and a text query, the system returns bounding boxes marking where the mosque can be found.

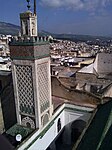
[0,0,112,150]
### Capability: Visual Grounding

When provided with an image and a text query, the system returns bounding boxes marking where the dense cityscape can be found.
[0,0,112,150]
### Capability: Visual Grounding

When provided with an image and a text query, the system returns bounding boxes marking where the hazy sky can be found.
[0,0,112,36]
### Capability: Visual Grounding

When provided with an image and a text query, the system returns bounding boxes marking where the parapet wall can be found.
[51,76,101,106]
[10,36,49,45]
[94,53,112,75]
[76,72,111,85]
[9,36,50,60]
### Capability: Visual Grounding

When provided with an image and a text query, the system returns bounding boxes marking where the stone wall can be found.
[94,53,112,74]
[10,44,50,59]
[58,77,77,88]
[76,72,111,85]
[51,76,101,107]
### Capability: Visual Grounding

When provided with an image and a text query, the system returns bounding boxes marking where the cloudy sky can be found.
[0,0,112,36]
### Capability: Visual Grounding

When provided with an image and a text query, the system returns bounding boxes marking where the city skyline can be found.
[0,0,112,36]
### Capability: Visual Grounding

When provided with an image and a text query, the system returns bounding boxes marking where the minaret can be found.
[9,0,53,129]
[20,0,37,36]
[34,0,36,15]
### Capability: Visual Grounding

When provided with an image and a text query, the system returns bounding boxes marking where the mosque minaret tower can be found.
[9,0,53,129]
[20,0,38,36]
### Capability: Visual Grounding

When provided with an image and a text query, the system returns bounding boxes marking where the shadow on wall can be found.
[46,119,86,150]
[1,80,17,130]
[71,120,86,144]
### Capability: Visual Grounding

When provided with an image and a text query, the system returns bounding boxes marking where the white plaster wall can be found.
[94,53,112,74]
[18,104,93,150]
[18,107,65,150]
[85,84,91,92]
[104,86,112,98]
[0,98,4,133]
[29,112,65,150]
[64,109,91,125]
[94,55,98,73]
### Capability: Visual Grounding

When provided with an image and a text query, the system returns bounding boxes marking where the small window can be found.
[57,118,61,132]
[32,29,34,35]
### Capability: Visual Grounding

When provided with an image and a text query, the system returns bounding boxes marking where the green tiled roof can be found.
[6,124,33,139]
[75,100,112,150]
[99,125,112,150]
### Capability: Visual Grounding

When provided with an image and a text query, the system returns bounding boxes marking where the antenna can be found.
[26,0,31,10]
[34,0,36,15]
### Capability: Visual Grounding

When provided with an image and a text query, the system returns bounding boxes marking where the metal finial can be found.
[26,0,31,10]
[34,0,36,15]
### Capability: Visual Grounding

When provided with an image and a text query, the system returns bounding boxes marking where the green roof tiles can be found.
[99,125,112,150]
[9,36,49,46]
[75,99,112,150]
[6,124,33,139]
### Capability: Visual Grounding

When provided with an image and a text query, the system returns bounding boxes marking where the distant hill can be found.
[0,22,20,35]
[40,30,112,42]
[0,22,111,42]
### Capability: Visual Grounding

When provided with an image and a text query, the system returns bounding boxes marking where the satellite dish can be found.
[16,134,22,142]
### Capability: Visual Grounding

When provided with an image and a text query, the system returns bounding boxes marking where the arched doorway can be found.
[71,120,86,144]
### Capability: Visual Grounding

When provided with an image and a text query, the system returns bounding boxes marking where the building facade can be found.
[9,4,53,129]
[20,11,37,36]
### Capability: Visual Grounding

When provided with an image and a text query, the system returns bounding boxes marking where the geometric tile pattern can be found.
[15,65,35,116]
[21,116,35,129]
[37,62,50,113]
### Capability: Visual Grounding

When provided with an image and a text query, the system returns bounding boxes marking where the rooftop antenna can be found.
[34,0,36,15]
[26,0,31,10]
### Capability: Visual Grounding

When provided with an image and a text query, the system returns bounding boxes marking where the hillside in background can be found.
[0,22,111,42]
[40,30,112,42]
[0,22,20,35]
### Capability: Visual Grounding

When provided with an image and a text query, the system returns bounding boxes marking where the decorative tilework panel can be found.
[21,116,35,129]
[15,65,35,116]
[37,62,50,113]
